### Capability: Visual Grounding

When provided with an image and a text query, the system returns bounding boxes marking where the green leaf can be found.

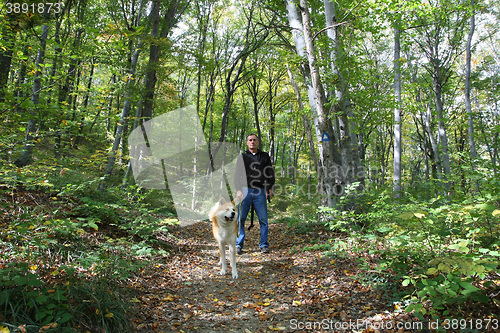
[459,281,479,292]
[426,267,438,275]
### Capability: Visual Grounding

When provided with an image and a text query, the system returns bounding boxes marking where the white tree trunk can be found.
[393,28,402,198]
[465,0,479,192]
[299,0,343,206]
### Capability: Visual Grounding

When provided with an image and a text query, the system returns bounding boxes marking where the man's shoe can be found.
[260,246,269,253]
[236,246,243,255]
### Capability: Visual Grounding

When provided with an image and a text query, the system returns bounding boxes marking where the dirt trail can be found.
[130,221,408,333]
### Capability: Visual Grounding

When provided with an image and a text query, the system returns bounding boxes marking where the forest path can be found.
[130,221,410,332]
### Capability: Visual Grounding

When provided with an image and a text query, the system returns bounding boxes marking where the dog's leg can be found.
[219,243,227,276]
[229,243,238,279]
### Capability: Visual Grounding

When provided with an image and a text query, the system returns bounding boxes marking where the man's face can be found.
[246,135,259,150]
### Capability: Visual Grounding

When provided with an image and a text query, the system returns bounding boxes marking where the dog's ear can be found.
[219,197,227,205]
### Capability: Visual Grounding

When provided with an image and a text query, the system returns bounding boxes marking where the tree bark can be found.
[465,0,479,193]
[323,0,364,191]
[0,24,14,103]
[299,0,343,207]
[393,28,402,198]
[286,63,319,179]
[141,0,161,120]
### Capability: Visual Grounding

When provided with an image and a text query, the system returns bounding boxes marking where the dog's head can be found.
[214,197,238,223]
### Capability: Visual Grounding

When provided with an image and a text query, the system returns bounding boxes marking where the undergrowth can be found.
[0,159,177,332]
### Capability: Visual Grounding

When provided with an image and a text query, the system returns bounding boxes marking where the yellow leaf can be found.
[0,325,10,333]
[62,119,68,126]
[293,300,301,306]
[269,325,286,331]
[104,312,114,318]
[163,295,174,301]
[30,265,37,270]
[492,209,500,217]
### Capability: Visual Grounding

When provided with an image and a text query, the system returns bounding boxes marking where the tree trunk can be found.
[323,0,364,191]
[393,28,402,198]
[141,0,161,120]
[142,0,185,120]
[425,104,442,180]
[299,0,343,207]
[14,24,50,167]
[100,47,141,188]
[0,24,14,102]
[284,0,321,141]
[286,64,319,178]
[433,70,452,190]
[465,0,479,193]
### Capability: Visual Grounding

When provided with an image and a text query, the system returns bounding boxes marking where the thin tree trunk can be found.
[433,72,452,191]
[425,104,442,180]
[286,64,319,177]
[393,28,402,198]
[465,0,479,193]
[284,0,321,140]
[0,24,14,102]
[15,24,50,167]
[100,47,141,189]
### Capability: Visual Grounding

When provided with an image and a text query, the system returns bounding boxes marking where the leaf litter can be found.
[129,221,425,333]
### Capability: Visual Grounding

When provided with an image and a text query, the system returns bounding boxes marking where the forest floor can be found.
[129,220,422,333]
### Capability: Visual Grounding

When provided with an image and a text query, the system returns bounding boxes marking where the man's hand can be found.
[236,190,243,202]
[266,189,273,200]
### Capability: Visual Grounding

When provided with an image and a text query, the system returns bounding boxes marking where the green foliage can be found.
[0,261,132,332]
[310,181,500,317]
[0,162,177,331]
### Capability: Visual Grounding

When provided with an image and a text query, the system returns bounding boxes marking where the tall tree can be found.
[323,0,364,191]
[298,0,343,206]
[14,24,49,167]
[465,0,479,192]
[393,27,402,198]
[411,0,470,191]
[212,3,270,154]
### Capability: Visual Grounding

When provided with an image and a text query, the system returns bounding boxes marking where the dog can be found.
[209,197,239,279]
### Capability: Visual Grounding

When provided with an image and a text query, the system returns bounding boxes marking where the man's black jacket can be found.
[235,149,275,192]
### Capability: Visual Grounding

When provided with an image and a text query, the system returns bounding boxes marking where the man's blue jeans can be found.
[236,187,269,249]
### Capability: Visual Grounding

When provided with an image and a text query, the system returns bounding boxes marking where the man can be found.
[235,134,275,254]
